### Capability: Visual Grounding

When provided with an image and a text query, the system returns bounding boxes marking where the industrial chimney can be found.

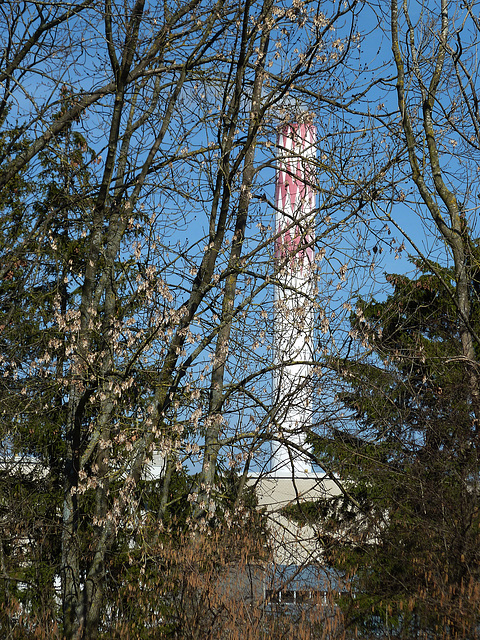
[272,116,316,477]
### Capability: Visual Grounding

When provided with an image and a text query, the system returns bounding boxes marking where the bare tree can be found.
[310,2,480,636]
[0,1,395,637]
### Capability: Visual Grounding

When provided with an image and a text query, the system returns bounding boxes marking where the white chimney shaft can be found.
[272,119,316,477]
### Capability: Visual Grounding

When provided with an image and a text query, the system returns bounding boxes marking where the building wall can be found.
[249,475,341,566]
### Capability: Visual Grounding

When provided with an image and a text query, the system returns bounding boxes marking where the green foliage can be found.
[314,258,480,638]
[0,104,100,631]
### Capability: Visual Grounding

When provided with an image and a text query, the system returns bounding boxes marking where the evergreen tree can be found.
[0,101,98,631]
[313,258,480,638]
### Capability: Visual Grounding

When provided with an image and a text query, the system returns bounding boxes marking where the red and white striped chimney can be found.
[272,117,316,477]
